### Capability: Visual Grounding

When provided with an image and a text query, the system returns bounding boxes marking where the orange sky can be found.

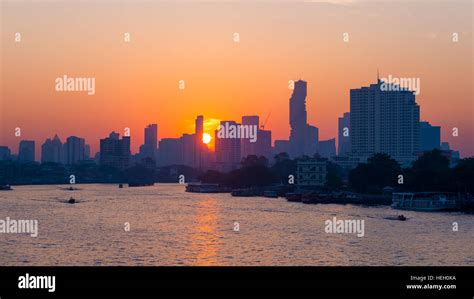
[1,1,473,158]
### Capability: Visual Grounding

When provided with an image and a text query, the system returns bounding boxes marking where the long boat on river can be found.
[391,192,457,212]
[186,183,231,193]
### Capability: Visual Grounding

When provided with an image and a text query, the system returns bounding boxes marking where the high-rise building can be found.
[241,116,272,160]
[100,132,131,170]
[158,138,182,166]
[64,136,86,164]
[318,138,336,158]
[195,116,204,137]
[0,146,11,160]
[256,129,272,160]
[420,121,441,152]
[350,78,420,164]
[140,124,158,160]
[181,133,196,167]
[241,116,259,159]
[338,112,351,157]
[194,115,204,169]
[41,135,63,163]
[84,144,91,159]
[289,80,318,158]
[215,120,241,172]
[18,140,35,162]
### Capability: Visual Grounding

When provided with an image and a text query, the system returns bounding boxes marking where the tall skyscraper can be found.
[18,140,35,162]
[215,120,241,172]
[350,78,420,164]
[338,112,351,157]
[289,80,318,158]
[195,115,204,138]
[420,121,441,152]
[64,136,86,165]
[100,132,131,170]
[194,115,204,169]
[140,124,158,160]
[41,135,63,163]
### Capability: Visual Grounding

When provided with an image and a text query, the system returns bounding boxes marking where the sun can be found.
[202,133,212,144]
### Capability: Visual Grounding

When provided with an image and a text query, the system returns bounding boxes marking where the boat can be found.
[231,189,259,197]
[129,182,154,187]
[128,178,154,187]
[0,184,12,191]
[285,193,302,202]
[185,183,230,193]
[263,190,278,198]
[301,191,331,204]
[392,192,457,212]
[385,214,407,221]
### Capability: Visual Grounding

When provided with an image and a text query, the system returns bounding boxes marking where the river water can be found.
[0,184,472,266]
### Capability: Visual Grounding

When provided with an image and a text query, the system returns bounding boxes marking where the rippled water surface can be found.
[0,184,472,266]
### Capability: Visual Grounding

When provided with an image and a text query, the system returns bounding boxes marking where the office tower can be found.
[18,140,35,162]
[41,134,63,163]
[195,115,204,138]
[318,138,336,158]
[140,124,158,160]
[350,78,420,164]
[64,136,86,165]
[241,116,259,159]
[214,120,241,172]
[0,146,11,160]
[289,80,318,158]
[240,116,272,160]
[158,138,183,166]
[256,129,272,160]
[84,144,91,159]
[338,112,351,157]
[195,115,204,169]
[181,133,196,167]
[100,132,131,170]
[420,121,441,152]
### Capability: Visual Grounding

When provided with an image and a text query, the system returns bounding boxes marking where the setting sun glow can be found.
[202,133,212,144]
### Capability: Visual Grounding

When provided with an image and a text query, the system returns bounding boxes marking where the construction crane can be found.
[261,111,271,130]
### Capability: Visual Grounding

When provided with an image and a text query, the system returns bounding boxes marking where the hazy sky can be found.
[1,0,473,157]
